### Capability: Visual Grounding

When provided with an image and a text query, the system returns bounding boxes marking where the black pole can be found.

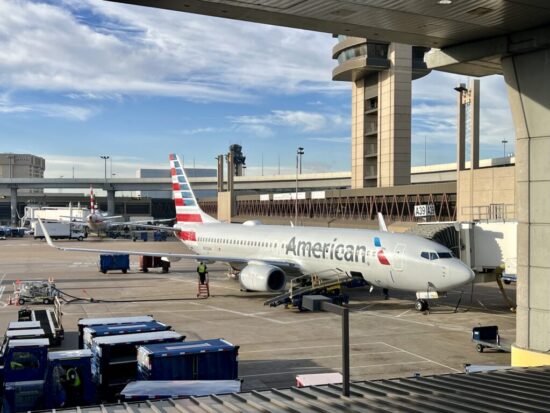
[342,307,350,396]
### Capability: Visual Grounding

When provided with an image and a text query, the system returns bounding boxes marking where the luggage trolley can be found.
[472,325,511,353]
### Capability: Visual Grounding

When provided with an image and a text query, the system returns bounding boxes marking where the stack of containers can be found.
[90,331,185,399]
[82,321,171,349]
[77,316,155,348]
[137,339,239,381]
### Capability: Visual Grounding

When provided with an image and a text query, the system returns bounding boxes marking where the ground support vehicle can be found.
[137,339,239,381]
[99,254,130,274]
[265,272,366,310]
[139,256,170,273]
[12,280,59,305]
[34,222,85,241]
[18,298,64,345]
[472,325,512,353]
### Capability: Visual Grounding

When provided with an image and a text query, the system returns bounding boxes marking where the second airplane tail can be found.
[169,153,219,224]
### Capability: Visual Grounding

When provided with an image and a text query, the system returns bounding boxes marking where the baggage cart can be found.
[77,315,155,349]
[90,331,185,399]
[18,298,64,346]
[137,338,239,381]
[82,321,171,349]
[99,254,129,274]
[139,256,170,273]
[45,349,96,409]
[472,325,511,353]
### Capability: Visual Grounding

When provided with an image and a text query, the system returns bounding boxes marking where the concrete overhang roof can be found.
[109,0,550,50]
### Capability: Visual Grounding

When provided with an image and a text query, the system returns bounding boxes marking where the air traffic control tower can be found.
[332,37,430,189]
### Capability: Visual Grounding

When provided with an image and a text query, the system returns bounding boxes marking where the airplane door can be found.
[392,244,405,272]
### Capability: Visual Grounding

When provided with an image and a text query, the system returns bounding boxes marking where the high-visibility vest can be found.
[197,264,207,273]
[66,367,81,387]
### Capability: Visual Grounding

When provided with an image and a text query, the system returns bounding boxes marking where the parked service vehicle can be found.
[15,280,59,305]
[34,222,85,241]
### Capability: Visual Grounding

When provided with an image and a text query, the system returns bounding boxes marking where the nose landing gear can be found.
[415,299,429,312]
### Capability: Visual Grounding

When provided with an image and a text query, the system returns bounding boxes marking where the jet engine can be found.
[239,263,286,292]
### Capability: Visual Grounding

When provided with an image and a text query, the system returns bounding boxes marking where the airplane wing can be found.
[38,219,301,270]
[114,223,180,232]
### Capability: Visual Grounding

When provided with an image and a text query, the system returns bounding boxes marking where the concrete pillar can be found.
[10,187,17,227]
[377,43,412,187]
[469,79,480,170]
[217,155,224,192]
[107,190,116,216]
[217,191,234,223]
[351,78,365,189]
[502,48,550,365]
[226,152,234,192]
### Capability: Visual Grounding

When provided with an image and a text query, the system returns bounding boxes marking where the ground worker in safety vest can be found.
[197,262,208,285]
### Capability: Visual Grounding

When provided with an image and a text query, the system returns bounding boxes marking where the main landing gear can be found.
[415,299,429,312]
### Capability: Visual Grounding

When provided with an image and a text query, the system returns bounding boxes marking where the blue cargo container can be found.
[1,338,50,413]
[77,315,155,349]
[137,339,239,381]
[82,321,171,349]
[91,331,185,399]
[45,349,96,409]
[99,254,130,274]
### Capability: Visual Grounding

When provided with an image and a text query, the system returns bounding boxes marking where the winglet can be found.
[377,212,388,232]
[38,218,56,248]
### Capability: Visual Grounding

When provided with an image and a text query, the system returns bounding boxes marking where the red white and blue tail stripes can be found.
[169,154,219,225]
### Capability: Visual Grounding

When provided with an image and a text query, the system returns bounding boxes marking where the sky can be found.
[0,0,515,179]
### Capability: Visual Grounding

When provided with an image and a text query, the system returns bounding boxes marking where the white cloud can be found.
[0,92,97,120]
[0,0,343,103]
[412,72,514,148]
[230,110,346,133]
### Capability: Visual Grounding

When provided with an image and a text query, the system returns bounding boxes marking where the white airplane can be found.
[40,154,474,311]
[64,187,170,234]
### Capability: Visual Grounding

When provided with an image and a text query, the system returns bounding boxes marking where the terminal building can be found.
[0,153,45,195]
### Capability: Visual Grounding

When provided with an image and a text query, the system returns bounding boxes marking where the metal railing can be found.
[461,203,515,221]
[200,191,457,223]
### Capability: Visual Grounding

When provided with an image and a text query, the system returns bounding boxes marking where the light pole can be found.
[295,147,304,225]
[501,139,508,158]
[100,155,109,182]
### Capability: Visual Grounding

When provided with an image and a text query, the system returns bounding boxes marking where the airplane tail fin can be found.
[90,186,97,213]
[169,153,219,224]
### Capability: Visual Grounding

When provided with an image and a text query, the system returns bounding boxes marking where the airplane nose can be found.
[455,261,475,285]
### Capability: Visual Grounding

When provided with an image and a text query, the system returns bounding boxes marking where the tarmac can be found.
[0,237,515,391]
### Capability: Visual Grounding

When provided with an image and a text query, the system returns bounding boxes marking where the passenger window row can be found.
[196,237,278,249]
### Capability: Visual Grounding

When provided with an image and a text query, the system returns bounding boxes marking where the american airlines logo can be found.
[285,236,390,265]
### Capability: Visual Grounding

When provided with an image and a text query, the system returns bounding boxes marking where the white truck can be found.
[33,222,85,241]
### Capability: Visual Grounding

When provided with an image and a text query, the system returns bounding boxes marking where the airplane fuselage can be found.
[178,222,474,293]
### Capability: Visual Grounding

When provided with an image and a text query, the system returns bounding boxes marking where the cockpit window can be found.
[437,252,453,259]
[421,252,441,260]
